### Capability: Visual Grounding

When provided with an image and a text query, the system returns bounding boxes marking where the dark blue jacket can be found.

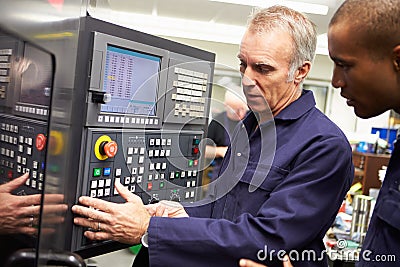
[147,90,354,267]
[358,137,400,266]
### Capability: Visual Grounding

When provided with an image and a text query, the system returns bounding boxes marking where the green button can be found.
[175,172,180,178]
[188,160,194,167]
[93,168,101,177]
[159,182,164,189]
[49,164,59,173]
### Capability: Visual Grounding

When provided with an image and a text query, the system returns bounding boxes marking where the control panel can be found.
[83,130,202,202]
[0,114,48,194]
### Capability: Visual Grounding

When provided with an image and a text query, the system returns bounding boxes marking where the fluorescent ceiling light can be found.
[209,0,329,15]
[90,9,246,44]
[89,9,328,55]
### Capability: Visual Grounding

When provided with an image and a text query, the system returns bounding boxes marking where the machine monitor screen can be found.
[19,43,53,107]
[100,45,160,116]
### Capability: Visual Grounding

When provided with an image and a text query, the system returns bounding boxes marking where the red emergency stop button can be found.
[192,147,199,154]
[36,134,47,151]
[102,141,118,158]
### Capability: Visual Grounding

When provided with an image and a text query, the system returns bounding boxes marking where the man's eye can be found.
[335,61,350,70]
[255,64,271,74]
[239,62,246,71]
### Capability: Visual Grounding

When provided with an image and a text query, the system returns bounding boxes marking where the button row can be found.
[0,85,5,99]
[127,147,146,155]
[169,170,197,179]
[15,105,48,116]
[147,149,171,158]
[1,123,19,133]
[0,159,14,169]
[176,87,205,97]
[148,138,172,147]
[185,190,196,199]
[173,81,207,92]
[171,94,206,103]
[97,116,159,125]
[174,67,208,80]
[1,134,17,144]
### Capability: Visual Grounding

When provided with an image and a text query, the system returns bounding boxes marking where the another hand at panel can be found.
[72,181,150,245]
[145,200,189,218]
[0,173,41,235]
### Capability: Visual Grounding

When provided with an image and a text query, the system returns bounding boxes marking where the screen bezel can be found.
[87,32,169,129]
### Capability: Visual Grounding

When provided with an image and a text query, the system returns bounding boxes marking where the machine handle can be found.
[5,249,86,267]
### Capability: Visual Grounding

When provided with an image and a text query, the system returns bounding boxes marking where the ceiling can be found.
[104,0,344,34]
[90,0,345,53]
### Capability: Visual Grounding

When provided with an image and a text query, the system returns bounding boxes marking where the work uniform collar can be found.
[274,90,316,121]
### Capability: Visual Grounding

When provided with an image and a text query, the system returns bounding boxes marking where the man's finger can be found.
[0,173,29,193]
[114,181,141,203]
[72,204,112,224]
[84,230,113,241]
[77,196,113,213]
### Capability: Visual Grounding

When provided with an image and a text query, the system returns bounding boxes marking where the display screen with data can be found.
[100,45,160,116]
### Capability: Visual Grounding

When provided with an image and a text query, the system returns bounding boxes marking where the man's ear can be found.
[393,45,400,72]
[294,61,311,84]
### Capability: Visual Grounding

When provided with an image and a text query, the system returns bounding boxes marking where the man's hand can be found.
[145,200,189,218]
[72,181,150,245]
[0,173,42,235]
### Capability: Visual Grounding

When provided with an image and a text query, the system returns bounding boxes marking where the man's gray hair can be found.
[247,5,317,82]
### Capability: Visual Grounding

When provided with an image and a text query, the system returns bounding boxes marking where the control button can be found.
[35,134,46,151]
[194,159,199,166]
[98,179,105,187]
[147,182,152,191]
[94,135,118,160]
[159,182,165,189]
[193,138,200,145]
[104,188,111,196]
[102,141,118,158]
[192,147,199,154]
[115,168,122,177]
[103,167,111,176]
[93,168,101,177]
[139,167,144,174]
[91,180,97,189]
[188,160,194,167]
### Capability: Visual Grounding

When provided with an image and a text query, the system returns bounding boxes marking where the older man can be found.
[73,6,353,267]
